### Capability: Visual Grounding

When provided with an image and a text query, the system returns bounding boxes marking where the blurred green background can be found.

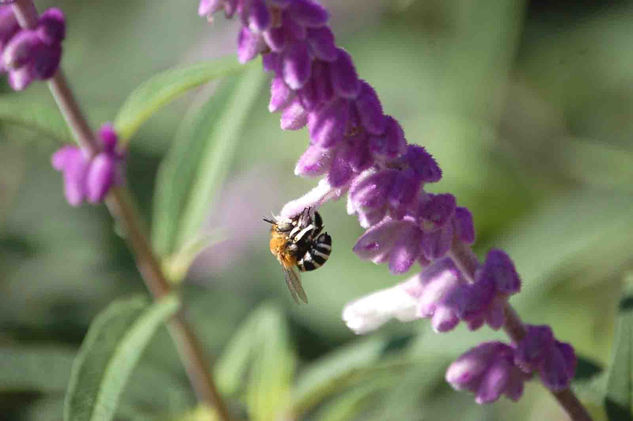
[1,0,633,419]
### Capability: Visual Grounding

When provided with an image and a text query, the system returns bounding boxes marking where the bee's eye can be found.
[277,222,293,232]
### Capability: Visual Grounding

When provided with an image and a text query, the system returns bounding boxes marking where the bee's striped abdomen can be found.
[297,233,332,272]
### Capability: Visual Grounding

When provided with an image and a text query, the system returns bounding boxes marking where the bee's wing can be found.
[283,267,308,304]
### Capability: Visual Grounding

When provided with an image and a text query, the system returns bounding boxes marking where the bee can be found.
[264,208,332,303]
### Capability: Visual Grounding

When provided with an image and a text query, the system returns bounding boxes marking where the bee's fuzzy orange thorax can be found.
[269,230,296,269]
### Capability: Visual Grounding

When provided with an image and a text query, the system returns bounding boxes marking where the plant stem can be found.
[12,1,231,419]
[449,240,593,421]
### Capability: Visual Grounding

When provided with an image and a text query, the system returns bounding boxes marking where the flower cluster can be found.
[343,250,520,334]
[198,0,577,405]
[52,123,124,206]
[0,6,64,90]
[446,326,576,402]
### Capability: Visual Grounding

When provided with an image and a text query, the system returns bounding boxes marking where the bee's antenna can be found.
[263,217,275,224]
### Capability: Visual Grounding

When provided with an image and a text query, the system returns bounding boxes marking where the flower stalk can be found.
[11,0,231,419]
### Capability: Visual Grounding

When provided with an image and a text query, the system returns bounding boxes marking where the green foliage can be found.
[0,94,70,143]
[0,347,74,393]
[214,303,295,421]
[151,62,265,266]
[64,294,180,421]
[605,282,633,421]
[113,57,244,142]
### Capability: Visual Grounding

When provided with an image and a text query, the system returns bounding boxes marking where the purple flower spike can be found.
[355,81,386,135]
[269,77,293,112]
[295,144,332,177]
[477,249,521,295]
[388,226,423,274]
[418,193,457,231]
[353,218,410,264]
[98,123,118,153]
[405,145,442,183]
[446,342,529,404]
[421,223,453,260]
[329,48,360,99]
[0,7,19,57]
[280,98,308,130]
[247,0,271,33]
[453,207,475,245]
[515,325,576,391]
[306,27,337,62]
[282,41,311,89]
[287,0,329,28]
[307,98,349,148]
[37,8,66,45]
[237,27,264,63]
[415,257,464,332]
[369,116,406,159]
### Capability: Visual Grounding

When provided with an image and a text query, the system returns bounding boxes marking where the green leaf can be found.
[213,304,295,421]
[292,336,409,418]
[151,61,266,260]
[0,95,70,143]
[64,294,180,421]
[113,56,244,142]
[313,378,396,421]
[605,281,633,421]
[0,346,75,393]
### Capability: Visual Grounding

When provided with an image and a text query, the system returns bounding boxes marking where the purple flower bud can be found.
[342,277,421,334]
[51,146,89,206]
[418,193,457,231]
[269,76,293,112]
[405,144,442,183]
[247,0,271,32]
[349,169,394,209]
[327,146,354,187]
[198,0,223,17]
[477,249,521,295]
[514,325,576,391]
[30,42,60,79]
[3,30,39,70]
[287,0,328,27]
[281,41,311,89]
[237,27,264,63]
[295,144,332,177]
[353,217,411,265]
[421,223,453,260]
[453,206,475,244]
[263,25,286,52]
[7,66,31,90]
[307,98,349,148]
[354,81,386,135]
[98,122,119,153]
[262,52,280,73]
[369,116,406,159]
[37,8,66,45]
[446,342,528,404]
[0,7,19,55]
[280,98,308,130]
[86,153,116,203]
[415,257,464,332]
[388,225,424,274]
[306,26,337,62]
[387,169,420,216]
[329,48,360,99]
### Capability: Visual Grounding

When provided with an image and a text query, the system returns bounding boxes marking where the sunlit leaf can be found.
[604,281,633,420]
[113,56,244,142]
[64,294,180,421]
[0,95,70,143]
[151,60,265,262]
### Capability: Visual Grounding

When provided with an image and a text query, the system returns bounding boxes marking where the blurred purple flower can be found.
[446,342,530,404]
[0,7,65,90]
[52,123,124,206]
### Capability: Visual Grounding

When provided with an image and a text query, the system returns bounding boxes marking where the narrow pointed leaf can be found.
[605,281,633,421]
[0,95,70,143]
[113,56,244,142]
[64,294,180,421]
